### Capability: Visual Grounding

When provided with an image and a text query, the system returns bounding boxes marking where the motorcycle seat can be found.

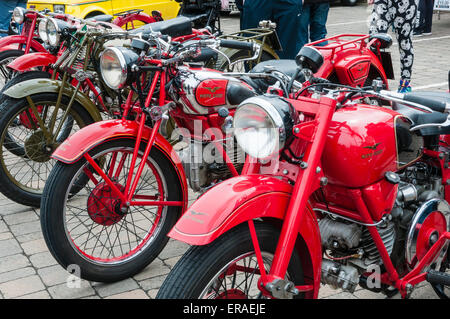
[394,91,450,136]
[246,59,305,93]
[86,14,114,23]
[130,16,193,38]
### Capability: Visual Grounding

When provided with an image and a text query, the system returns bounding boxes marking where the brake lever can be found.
[228,44,261,69]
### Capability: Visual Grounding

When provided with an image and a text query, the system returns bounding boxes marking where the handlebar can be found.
[402,92,449,113]
[218,39,255,52]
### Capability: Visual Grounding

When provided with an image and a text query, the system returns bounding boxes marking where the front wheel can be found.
[40,138,183,282]
[157,222,305,299]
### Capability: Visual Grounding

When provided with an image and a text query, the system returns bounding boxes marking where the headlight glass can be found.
[53,4,65,13]
[100,48,128,90]
[12,7,25,24]
[46,18,60,47]
[38,19,48,43]
[233,96,295,159]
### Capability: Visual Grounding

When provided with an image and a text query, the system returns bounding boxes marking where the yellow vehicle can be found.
[27,0,180,20]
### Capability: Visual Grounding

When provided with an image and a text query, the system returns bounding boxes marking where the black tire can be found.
[157,222,305,299]
[40,138,183,282]
[0,92,95,207]
[0,49,24,90]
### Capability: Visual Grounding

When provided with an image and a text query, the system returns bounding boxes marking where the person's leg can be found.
[272,0,302,59]
[297,4,311,50]
[308,2,330,45]
[0,0,19,35]
[423,0,434,34]
[241,0,272,30]
[369,0,392,35]
[393,0,417,91]
[414,0,426,35]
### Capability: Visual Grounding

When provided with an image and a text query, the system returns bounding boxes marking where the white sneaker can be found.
[423,32,432,36]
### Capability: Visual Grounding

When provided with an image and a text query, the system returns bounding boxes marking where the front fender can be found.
[2,78,102,123]
[52,119,188,211]
[7,52,56,72]
[0,35,47,53]
[169,174,322,298]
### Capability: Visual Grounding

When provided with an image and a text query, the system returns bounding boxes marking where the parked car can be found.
[27,0,181,20]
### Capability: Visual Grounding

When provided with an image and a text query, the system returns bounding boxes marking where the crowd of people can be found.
[0,0,439,93]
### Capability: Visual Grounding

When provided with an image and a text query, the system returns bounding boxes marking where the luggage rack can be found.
[307,34,370,58]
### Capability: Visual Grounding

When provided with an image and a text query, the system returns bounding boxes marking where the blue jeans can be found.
[0,0,27,36]
[298,3,330,49]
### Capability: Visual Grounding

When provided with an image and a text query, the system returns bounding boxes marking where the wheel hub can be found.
[87,181,126,226]
[24,130,53,162]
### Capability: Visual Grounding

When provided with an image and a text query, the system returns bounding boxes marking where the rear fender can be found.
[7,52,56,72]
[169,174,322,298]
[0,35,46,53]
[2,78,102,123]
[52,119,189,211]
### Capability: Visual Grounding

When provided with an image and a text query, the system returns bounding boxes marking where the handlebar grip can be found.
[219,39,254,51]
[403,93,448,113]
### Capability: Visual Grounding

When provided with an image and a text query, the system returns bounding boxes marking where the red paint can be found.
[7,52,57,72]
[195,79,228,107]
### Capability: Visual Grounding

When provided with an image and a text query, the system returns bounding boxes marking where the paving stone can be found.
[93,278,139,298]
[15,290,51,299]
[48,281,96,299]
[9,220,41,237]
[0,238,22,257]
[133,258,171,281]
[15,231,43,244]
[138,275,166,292]
[0,267,36,284]
[0,232,13,241]
[3,211,38,226]
[0,254,30,274]
[37,265,72,287]
[0,275,45,299]
[158,239,191,260]
[105,289,149,299]
[21,238,48,256]
[29,251,58,268]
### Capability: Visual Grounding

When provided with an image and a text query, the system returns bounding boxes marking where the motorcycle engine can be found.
[319,161,447,294]
[176,138,245,192]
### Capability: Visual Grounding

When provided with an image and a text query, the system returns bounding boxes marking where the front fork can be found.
[248,97,337,298]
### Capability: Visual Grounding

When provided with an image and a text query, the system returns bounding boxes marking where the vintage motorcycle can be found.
[0,7,161,87]
[39,35,264,282]
[157,47,450,299]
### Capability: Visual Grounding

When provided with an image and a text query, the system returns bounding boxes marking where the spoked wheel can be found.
[157,222,305,299]
[0,92,94,207]
[0,49,24,89]
[40,138,183,282]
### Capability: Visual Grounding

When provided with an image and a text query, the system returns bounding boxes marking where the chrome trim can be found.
[99,47,127,90]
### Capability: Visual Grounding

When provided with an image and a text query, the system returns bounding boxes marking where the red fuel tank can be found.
[321,104,422,188]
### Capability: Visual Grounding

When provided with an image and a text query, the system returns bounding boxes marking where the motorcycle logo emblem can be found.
[362,142,383,159]
[203,86,221,93]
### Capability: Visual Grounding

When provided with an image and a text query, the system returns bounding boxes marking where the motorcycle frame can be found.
[67,59,240,213]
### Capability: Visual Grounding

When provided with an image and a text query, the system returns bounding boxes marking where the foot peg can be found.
[426,270,450,286]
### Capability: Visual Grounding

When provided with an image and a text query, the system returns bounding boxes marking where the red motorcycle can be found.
[157,47,450,299]
[39,36,261,282]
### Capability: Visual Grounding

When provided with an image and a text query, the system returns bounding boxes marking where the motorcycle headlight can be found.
[233,96,297,159]
[53,4,65,13]
[38,19,48,43]
[12,7,25,24]
[100,47,139,90]
[46,18,61,47]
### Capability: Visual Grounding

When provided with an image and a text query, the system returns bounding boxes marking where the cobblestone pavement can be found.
[0,3,449,299]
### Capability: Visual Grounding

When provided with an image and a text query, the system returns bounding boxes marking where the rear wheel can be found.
[40,138,183,282]
[157,222,305,299]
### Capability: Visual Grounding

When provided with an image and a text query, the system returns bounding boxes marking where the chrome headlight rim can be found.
[46,18,61,47]
[53,4,66,13]
[233,96,296,159]
[12,7,26,25]
[38,18,48,44]
[100,47,129,90]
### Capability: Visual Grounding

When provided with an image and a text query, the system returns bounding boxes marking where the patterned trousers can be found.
[369,0,418,81]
